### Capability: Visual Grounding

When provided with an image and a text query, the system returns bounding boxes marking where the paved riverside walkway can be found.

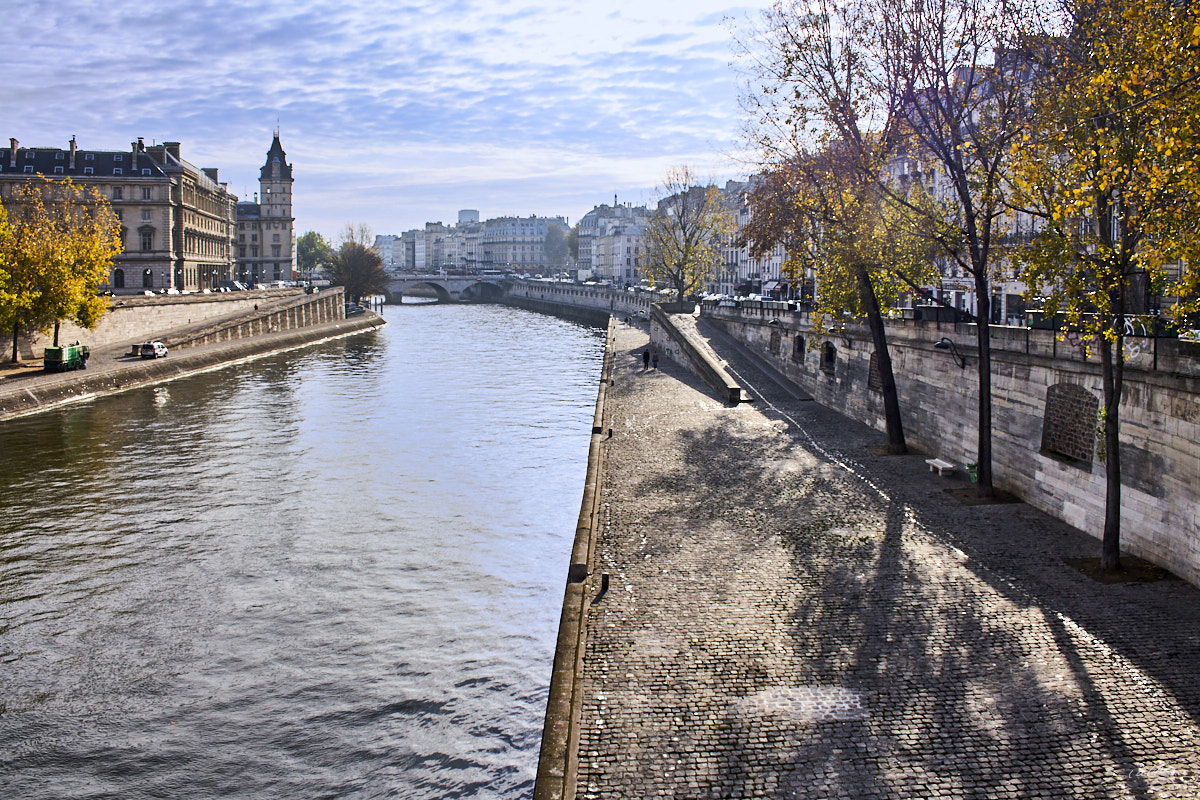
[573,321,1200,799]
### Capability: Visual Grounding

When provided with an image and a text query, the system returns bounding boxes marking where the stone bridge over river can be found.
[383,273,507,304]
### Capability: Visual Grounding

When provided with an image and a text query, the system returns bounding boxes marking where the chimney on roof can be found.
[69,136,77,170]
[137,137,144,151]
[8,138,17,169]
[164,142,180,161]
[203,167,219,182]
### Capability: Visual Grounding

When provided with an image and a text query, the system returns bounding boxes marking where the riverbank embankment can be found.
[0,294,384,422]
[540,316,1200,799]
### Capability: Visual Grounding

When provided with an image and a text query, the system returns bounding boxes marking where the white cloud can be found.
[1,0,770,236]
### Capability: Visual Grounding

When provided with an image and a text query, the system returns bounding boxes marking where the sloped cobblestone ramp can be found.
[563,321,1200,799]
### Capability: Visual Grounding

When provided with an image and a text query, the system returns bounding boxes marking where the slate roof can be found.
[259,134,291,181]
[0,146,168,179]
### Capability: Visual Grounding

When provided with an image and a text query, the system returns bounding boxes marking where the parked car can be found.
[344,303,365,317]
[139,341,168,359]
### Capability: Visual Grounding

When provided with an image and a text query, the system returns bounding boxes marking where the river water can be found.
[0,303,606,799]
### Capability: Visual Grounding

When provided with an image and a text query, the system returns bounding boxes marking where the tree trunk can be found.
[854,263,906,454]
[973,277,995,498]
[1099,331,1124,572]
[53,322,61,347]
[11,323,19,363]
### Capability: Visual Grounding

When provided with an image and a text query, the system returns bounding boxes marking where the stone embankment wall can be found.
[704,300,1200,587]
[503,281,657,324]
[156,289,344,352]
[16,289,304,358]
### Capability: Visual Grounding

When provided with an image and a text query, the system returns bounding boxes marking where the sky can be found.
[2,0,772,240]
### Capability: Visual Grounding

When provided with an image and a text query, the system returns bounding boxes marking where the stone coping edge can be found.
[651,305,744,405]
[0,314,385,424]
[534,316,616,800]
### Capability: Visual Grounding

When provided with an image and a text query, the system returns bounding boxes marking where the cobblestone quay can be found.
[572,321,1200,799]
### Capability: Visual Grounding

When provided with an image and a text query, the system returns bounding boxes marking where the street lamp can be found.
[934,336,966,369]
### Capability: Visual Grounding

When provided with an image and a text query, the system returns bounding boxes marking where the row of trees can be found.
[735,0,1200,571]
[0,178,122,362]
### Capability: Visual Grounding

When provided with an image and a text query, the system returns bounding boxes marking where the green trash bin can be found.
[966,462,978,483]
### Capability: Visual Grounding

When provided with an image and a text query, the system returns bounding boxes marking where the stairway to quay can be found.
[536,318,1200,800]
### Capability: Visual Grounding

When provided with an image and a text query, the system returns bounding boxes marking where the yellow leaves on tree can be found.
[0,177,122,360]
[642,166,735,305]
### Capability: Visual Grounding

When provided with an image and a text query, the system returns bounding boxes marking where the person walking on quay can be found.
[642,348,651,371]
[651,350,659,370]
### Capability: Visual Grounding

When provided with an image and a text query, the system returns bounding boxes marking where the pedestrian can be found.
[642,348,650,370]
[651,350,659,370]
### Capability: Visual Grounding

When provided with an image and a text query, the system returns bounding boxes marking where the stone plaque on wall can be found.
[868,352,882,393]
[1041,383,1099,466]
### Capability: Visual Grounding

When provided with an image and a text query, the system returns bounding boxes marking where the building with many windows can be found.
[235,134,295,285]
[1,136,238,294]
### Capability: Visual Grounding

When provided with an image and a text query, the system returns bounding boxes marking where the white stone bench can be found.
[925,458,955,476]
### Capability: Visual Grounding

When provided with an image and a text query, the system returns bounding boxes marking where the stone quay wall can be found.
[155,289,345,353]
[704,300,1200,587]
[502,281,657,323]
[15,289,305,359]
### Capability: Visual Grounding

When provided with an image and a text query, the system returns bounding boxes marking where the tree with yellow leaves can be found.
[0,178,121,362]
[1010,0,1200,571]
[642,166,735,307]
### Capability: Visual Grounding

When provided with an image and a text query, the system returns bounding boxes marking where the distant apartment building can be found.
[577,201,649,280]
[1,135,238,294]
[234,134,295,285]
[374,234,401,270]
[719,179,795,299]
[381,212,566,274]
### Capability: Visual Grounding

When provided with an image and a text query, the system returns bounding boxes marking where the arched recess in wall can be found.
[1041,383,1099,470]
[821,341,836,375]
[769,328,782,355]
[792,334,805,363]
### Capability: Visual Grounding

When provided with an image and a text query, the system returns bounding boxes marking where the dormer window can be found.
[114,154,123,162]
[23,165,33,173]
[113,168,123,175]
[83,167,93,175]
[54,166,63,174]
[142,168,151,175]
[55,152,64,160]
[84,153,94,161]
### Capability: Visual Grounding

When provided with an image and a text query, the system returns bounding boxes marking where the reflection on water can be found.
[0,304,605,799]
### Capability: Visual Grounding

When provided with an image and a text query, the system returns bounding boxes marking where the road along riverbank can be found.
[539,317,1200,799]
[0,313,384,423]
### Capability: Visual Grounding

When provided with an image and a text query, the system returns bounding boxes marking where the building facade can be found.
[1,136,238,294]
[235,134,295,285]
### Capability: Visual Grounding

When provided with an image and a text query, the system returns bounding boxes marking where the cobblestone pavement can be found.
[575,322,1200,799]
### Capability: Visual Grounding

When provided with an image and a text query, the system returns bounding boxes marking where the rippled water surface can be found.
[0,304,606,799]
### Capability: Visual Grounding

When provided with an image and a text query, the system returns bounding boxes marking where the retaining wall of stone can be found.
[703,301,1200,587]
[15,289,305,359]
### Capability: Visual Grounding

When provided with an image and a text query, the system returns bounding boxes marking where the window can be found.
[142,168,151,175]
[272,233,280,242]
[23,166,33,173]
[55,151,64,160]
[54,166,63,174]
[113,154,123,161]
[84,153,94,161]
[239,246,246,258]
[112,189,123,201]
[115,210,122,220]
[113,269,125,289]
[141,209,151,222]
[83,167,93,175]
[143,269,154,288]
[238,234,244,243]
[113,168,122,175]
[250,246,258,257]
[141,231,153,251]
[271,245,280,257]
[251,234,257,242]
[142,187,151,200]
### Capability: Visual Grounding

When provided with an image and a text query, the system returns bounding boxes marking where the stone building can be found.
[1,136,237,294]
[235,134,295,285]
